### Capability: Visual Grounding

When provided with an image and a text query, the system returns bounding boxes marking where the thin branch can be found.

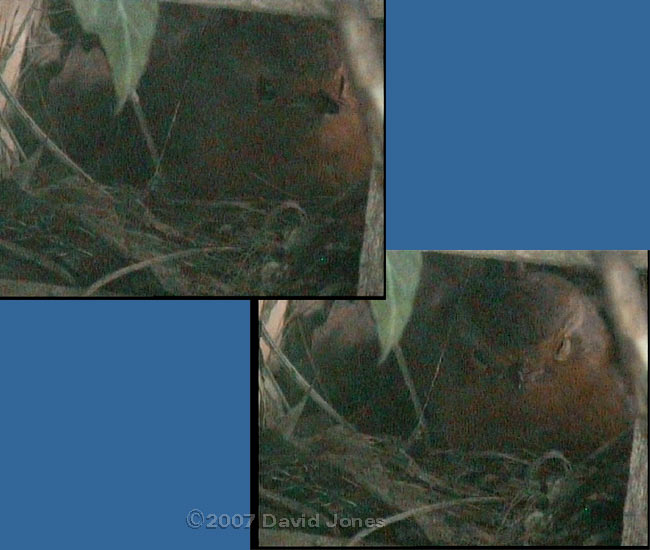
[595,250,648,547]
[334,0,385,296]
[596,251,648,428]
[0,73,96,184]
[432,250,648,270]
[158,0,385,19]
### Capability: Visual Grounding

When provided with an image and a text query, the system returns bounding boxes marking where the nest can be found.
[0,1,375,296]
[258,296,632,546]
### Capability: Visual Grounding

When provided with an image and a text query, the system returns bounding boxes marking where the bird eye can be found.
[554,337,571,361]
[338,74,346,99]
[472,348,491,369]
[80,34,98,52]
[313,90,340,115]
[256,76,278,102]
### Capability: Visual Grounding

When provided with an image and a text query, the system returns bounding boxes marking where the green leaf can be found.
[71,0,159,112]
[371,251,423,362]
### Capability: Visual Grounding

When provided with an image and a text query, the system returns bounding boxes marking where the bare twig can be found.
[347,496,502,547]
[158,0,385,19]
[335,0,385,296]
[0,74,96,184]
[260,322,352,428]
[0,237,76,285]
[83,246,232,295]
[596,251,648,430]
[129,90,160,166]
[0,278,121,297]
[433,250,648,269]
[595,250,648,547]
[0,0,43,173]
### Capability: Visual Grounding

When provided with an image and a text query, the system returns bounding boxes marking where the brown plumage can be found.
[310,267,633,457]
[431,271,633,456]
[47,8,373,201]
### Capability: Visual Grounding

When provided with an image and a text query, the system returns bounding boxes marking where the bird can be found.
[430,270,633,456]
[162,10,373,202]
[308,265,633,457]
[45,7,374,203]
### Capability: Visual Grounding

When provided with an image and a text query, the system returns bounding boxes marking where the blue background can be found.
[387,0,650,249]
[2,2,648,549]
[0,301,249,549]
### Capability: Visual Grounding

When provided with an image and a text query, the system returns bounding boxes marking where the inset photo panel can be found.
[255,251,647,547]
